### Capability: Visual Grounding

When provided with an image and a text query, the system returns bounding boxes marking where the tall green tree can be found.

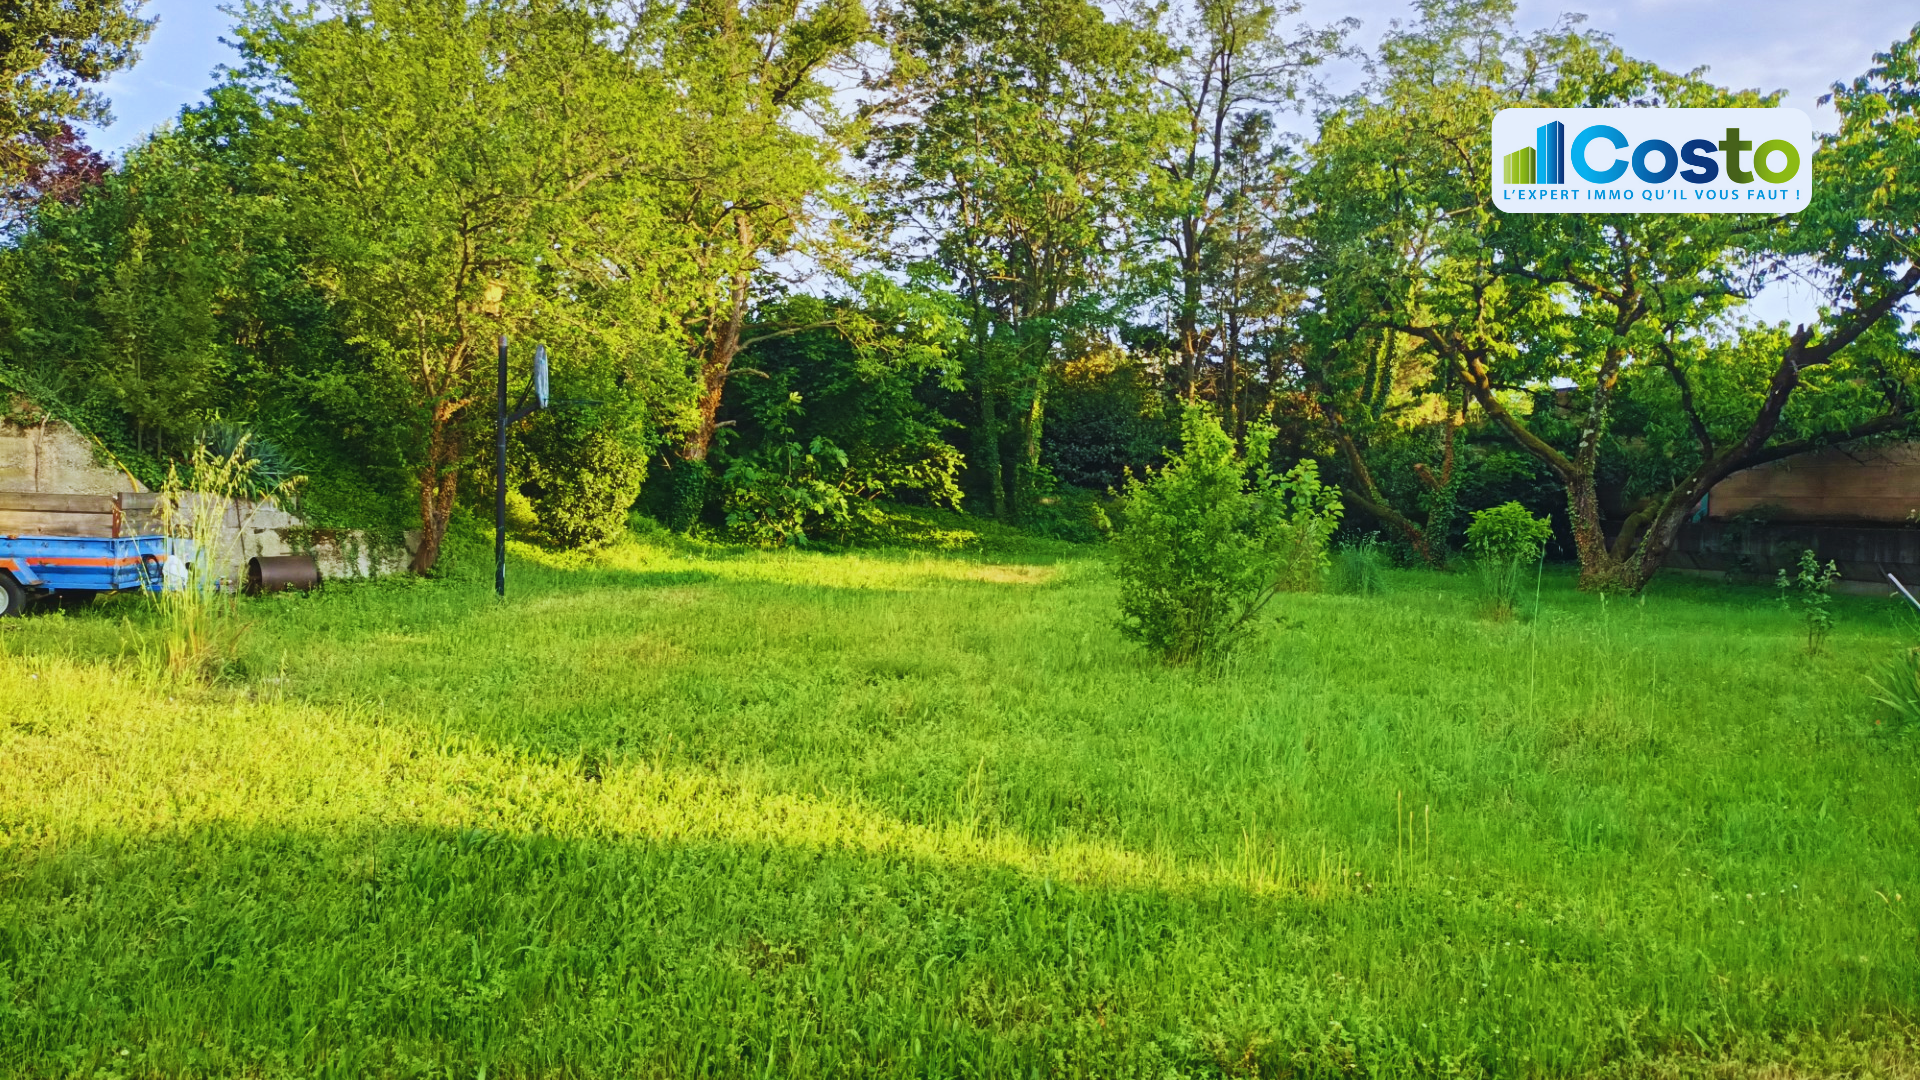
[235,0,692,572]
[865,0,1168,519]
[1137,0,1342,415]
[649,0,869,487]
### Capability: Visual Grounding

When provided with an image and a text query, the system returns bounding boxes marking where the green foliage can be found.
[1330,535,1391,597]
[1866,641,1912,734]
[1868,645,1920,736]
[1466,500,1554,566]
[146,434,301,682]
[0,0,152,190]
[1114,406,1341,665]
[515,413,648,551]
[717,287,968,547]
[198,420,300,500]
[232,0,698,570]
[722,432,853,548]
[1041,349,1175,492]
[1776,549,1840,655]
[866,0,1171,520]
[1466,501,1552,618]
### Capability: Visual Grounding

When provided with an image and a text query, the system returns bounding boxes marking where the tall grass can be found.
[3,538,1917,1076]
[146,435,300,680]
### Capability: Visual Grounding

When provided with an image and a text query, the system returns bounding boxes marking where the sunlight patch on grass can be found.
[0,652,1355,900]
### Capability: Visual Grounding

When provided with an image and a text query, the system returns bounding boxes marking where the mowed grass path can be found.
[2,538,1917,1077]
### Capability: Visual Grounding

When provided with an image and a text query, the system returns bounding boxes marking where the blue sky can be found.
[87,1,1919,153]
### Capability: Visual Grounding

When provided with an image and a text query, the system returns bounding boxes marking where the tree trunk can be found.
[1564,472,1636,591]
[680,214,755,466]
[971,300,1007,521]
[1015,372,1047,518]
[409,407,463,574]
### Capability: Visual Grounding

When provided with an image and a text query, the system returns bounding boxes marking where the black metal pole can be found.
[495,335,508,599]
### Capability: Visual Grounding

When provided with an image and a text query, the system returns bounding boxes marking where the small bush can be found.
[516,415,648,550]
[1331,536,1390,597]
[1113,406,1342,666]
[1465,501,1552,619]
[1776,549,1839,654]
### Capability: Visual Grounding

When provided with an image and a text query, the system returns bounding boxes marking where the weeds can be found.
[1331,535,1391,597]
[1868,646,1920,735]
[1776,549,1840,654]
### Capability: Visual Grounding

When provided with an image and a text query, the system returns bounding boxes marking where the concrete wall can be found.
[117,493,417,583]
[0,417,144,496]
[2,416,413,584]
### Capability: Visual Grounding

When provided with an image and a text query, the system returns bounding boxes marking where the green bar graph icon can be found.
[1503,146,1536,185]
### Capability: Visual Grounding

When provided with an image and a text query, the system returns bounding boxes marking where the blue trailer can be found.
[0,534,172,615]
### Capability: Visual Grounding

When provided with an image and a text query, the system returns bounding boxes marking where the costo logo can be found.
[1491,108,1812,215]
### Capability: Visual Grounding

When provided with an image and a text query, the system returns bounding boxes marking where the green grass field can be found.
[3,532,1917,1077]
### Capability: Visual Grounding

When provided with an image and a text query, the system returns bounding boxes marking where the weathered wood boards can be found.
[0,491,122,538]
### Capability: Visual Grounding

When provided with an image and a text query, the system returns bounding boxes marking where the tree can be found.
[0,0,151,200]
[1298,0,1920,591]
[1290,0,1571,566]
[648,0,869,506]
[864,0,1169,520]
[1136,0,1343,416]
[234,0,692,572]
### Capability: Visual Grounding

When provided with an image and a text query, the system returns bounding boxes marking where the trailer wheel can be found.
[0,573,24,618]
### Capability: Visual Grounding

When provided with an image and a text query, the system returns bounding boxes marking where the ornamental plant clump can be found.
[1331,536,1391,597]
[1465,502,1553,619]
[1114,406,1342,666]
[151,433,303,681]
[1776,549,1840,655]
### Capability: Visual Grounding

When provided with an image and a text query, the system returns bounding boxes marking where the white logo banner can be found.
[1491,108,1812,214]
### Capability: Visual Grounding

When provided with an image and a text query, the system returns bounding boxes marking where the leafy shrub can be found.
[1776,549,1839,654]
[1331,536,1391,597]
[721,386,966,548]
[722,437,851,548]
[1465,501,1552,618]
[1114,406,1342,666]
[516,414,648,550]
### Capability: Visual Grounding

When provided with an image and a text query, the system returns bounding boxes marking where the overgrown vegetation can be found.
[1330,535,1390,597]
[2,539,1916,1075]
[148,433,301,680]
[3,2,1920,1070]
[0,2,1909,590]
